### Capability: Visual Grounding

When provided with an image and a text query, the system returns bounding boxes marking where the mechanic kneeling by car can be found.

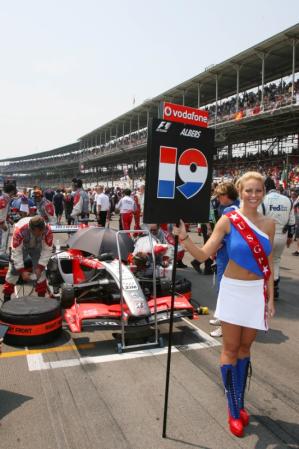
[131,224,172,274]
[2,215,53,302]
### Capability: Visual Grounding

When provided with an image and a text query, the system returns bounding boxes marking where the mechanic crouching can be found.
[2,215,53,302]
[132,224,172,275]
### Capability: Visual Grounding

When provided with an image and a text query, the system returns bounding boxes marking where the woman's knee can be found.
[239,328,257,354]
[222,344,239,360]
[239,342,253,355]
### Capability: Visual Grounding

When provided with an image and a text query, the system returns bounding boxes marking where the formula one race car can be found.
[46,246,195,333]
[46,226,195,333]
[1,226,195,340]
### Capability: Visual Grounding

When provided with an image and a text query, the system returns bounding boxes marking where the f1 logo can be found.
[156,121,172,132]
[157,146,208,199]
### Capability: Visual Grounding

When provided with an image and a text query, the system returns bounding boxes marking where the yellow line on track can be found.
[0,342,96,359]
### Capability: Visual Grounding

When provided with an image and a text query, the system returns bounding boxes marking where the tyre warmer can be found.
[236,357,252,426]
[220,364,244,437]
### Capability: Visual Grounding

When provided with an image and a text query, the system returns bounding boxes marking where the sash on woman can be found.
[226,211,271,329]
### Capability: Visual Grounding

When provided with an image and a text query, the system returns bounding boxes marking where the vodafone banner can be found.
[163,102,209,128]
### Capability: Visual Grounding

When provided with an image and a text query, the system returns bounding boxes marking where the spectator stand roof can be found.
[0,142,79,163]
[79,23,299,147]
[1,23,299,177]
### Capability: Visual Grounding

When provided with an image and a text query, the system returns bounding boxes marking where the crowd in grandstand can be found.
[79,128,148,162]
[0,129,148,175]
[1,152,82,173]
[1,77,298,177]
[214,148,299,187]
[207,79,299,122]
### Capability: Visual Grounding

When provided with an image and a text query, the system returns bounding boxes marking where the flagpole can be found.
[162,232,179,438]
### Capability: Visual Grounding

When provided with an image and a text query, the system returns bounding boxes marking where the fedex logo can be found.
[157,146,208,200]
[269,204,288,212]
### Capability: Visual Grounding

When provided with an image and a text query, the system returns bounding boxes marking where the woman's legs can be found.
[220,323,257,364]
[220,322,243,436]
[238,327,257,359]
[221,322,242,365]
[220,323,257,436]
[237,327,257,426]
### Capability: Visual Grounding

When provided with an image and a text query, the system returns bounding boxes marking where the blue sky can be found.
[0,0,298,158]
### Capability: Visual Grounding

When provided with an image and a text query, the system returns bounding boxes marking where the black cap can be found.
[264,177,276,193]
[4,184,17,195]
[72,178,82,188]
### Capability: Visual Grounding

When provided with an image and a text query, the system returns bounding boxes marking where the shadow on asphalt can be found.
[165,436,212,449]
[248,415,299,449]
[256,328,289,345]
[277,277,299,319]
[173,324,207,345]
[69,322,207,357]
[0,390,32,420]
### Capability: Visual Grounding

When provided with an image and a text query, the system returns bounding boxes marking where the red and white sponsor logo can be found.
[0,198,8,209]
[45,201,54,217]
[163,102,209,128]
[74,191,80,206]
[12,223,28,248]
[45,225,53,247]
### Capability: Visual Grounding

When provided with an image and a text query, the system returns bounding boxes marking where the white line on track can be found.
[26,319,221,372]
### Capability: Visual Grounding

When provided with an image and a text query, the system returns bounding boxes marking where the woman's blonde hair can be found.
[236,171,265,194]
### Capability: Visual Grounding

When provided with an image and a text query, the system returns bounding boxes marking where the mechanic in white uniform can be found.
[261,177,295,299]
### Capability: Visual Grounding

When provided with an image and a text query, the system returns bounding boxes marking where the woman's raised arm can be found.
[173,216,230,262]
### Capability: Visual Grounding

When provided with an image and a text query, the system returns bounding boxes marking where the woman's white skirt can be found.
[215,275,267,330]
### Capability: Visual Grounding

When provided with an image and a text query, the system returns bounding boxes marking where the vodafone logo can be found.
[164,106,172,117]
[163,102,209,128]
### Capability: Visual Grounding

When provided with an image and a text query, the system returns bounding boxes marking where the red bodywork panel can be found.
[64,293,195,333]
[69,252,105,284]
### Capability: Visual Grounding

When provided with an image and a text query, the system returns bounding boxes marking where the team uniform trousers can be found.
[98,211,108,227]
[273,232,287,281]
[120,212,133,230]
[296,217,299,238]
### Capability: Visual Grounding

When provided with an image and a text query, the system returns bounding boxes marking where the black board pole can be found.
[162,232,179,438]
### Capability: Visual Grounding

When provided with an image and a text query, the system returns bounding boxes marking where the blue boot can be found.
[220,364,244,437]
[236,357,252,426]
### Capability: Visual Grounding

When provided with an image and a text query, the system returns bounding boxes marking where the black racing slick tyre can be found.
[175,276,192,295]
[0,296,62,346]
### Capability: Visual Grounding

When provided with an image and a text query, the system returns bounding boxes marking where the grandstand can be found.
[0,23,299,187]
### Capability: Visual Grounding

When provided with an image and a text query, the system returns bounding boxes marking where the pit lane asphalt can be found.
[1,221,299,449]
